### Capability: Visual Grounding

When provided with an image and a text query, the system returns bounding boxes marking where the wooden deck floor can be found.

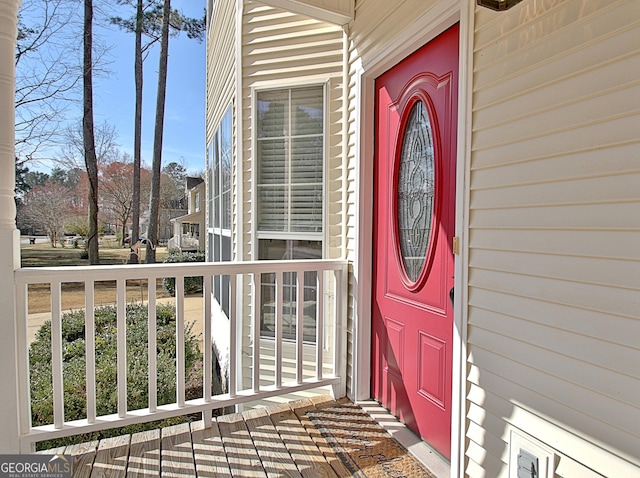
[41,396,368,478]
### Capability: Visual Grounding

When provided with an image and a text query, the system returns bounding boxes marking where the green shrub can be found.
[29,303,201,445]
[162,251,205,295]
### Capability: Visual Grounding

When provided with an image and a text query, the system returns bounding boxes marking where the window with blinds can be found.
[207,107,232,317]
[256,85,325,342]
[256,85,324,235]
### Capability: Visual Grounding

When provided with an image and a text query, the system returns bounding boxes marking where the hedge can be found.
[29,303,200,448]
[162,251,205,295]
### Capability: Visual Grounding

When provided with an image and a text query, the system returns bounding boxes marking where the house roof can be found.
[186,176,204,190]
[170,209,203,224]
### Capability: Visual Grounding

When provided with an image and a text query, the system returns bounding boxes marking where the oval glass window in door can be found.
[397,100,435,283]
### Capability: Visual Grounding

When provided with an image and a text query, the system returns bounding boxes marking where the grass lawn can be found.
[21,237,168,267]
[22,238,172,313]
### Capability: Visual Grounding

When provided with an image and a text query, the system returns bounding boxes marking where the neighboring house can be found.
[203,1,639,477]
[168,177,205,252]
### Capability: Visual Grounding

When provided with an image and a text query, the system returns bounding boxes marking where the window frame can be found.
[251,81,329,343]
[207,105,233,316]
[252,81,328,250]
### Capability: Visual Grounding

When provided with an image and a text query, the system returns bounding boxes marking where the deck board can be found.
[161,422,196,477]
[90,435,130,478]
[290,399,352,477]
[31,396,440,478]
[66,440,99,478]
[243,407,302,478]
[217,412,267,477]
[191,420,232,478]
[268,403,338,478]
[127,429,160,478]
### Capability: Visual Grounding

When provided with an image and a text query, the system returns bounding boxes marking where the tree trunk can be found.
[129,0,143,264]
[146,0,170,264]
[121,221,126,247]
[83,0,99,264]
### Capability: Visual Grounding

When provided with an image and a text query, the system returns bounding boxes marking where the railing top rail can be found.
[15,258,349,284]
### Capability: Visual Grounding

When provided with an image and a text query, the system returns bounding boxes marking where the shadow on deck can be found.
[38,396,449,478]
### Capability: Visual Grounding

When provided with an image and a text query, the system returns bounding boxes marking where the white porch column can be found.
[0,0,23,453]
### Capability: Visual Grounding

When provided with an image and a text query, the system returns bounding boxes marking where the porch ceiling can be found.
[258,0,354,25]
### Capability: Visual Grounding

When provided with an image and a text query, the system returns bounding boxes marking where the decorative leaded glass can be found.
[397,100,435,282]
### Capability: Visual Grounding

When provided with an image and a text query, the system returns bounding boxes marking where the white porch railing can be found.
[14,259,348,452]
[168,234,200,251]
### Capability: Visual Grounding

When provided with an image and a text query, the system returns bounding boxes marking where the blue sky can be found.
[95,0,207,174]
[26,0,207,175]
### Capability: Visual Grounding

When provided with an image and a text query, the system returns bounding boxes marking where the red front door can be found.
[372,24,459,459]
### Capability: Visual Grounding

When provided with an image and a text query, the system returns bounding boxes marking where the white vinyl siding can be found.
[258,0,353,25]
[206,0,236,139]
[466,0,640,476]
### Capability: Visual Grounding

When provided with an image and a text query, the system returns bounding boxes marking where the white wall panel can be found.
[467,0,640,476]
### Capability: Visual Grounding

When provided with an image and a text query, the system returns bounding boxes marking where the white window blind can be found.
[256,86,324,234]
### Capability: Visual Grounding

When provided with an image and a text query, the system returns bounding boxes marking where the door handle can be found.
[449,287,454,306]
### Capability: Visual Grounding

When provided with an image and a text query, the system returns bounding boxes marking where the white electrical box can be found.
[509,429,556,478]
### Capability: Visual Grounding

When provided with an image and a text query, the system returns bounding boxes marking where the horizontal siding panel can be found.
[468,267,639,318]
[466,439,506,478]
[206,0,236,139]
[469,327,640,434]
[469,228,640,262]
[246,15,319,32]
[243,6,342,81]
[466,401,509,477]
[350,0,440,63]
[467,374,637,476]
[466,350,640,462]
[474,25,639,110]
[473,84,640,151]
[244,63,343,80]
[468,288,640,350]
[473,54,640,129]
[469,248,640,291]
[471,114,639,166]
[473,0,610,51]
[470,202,640,230]
[246,47,341,67]
[245,34,342,57]
[470,172,640,208]
[468,310,640,404]
[244,8,299,24]
[245,24,340,45]
[258,0,353,24]
[470,143,639,187]
[466,422,507,465]
[474,0,637,81]
[465,459,491,478]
